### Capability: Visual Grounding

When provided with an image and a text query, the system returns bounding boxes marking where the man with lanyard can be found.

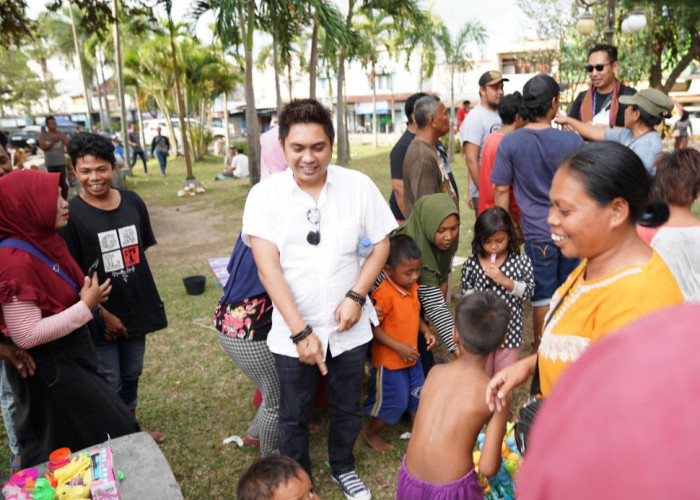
[567,44,636,128]
[243,98,396,500]
[401,95,459,218]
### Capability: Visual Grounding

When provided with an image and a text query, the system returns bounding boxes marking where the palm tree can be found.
[436,20,487,162]
[24,13,58,112]
[192,0,261,186]
[334,0,423,165]
[355,7,396,147]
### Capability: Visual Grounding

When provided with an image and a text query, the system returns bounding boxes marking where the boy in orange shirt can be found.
[361,234,436,452]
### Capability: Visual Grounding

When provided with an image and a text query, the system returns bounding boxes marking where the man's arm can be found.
[249,235,327,374]
[465,142,481,186]
[334,236,390,331]
[493,184,511,214]
[38,132,54,152]
[391,179,406,217]
[554,114,605,141]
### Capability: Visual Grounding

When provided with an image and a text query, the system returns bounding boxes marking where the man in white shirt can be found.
[460,70,507,214]
[242,99,396,500]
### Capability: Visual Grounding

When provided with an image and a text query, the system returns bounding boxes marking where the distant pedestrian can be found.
[39,115,69,198]
[673,110,693,150]
[461,70,508,214]
[150,127,170,177]
[127,123,148,175]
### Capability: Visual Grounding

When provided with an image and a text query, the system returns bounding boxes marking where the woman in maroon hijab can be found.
[0,170,139,468]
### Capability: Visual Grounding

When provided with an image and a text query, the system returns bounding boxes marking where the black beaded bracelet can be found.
[291,325,313,344]
[345,290,366,306]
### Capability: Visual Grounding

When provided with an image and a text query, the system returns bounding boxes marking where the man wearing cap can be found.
[402,95,458,217]
[567,44,636,128]
[491,74,584,348]
[461,70,507,214]
[556,88,672,177]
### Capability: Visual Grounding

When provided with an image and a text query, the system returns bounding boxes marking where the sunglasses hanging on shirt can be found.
[307,208,321,245]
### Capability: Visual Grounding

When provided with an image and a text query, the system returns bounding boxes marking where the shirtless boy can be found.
[397,291,511,500]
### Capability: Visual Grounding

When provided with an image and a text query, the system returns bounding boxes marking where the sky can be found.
[25,0,527,95]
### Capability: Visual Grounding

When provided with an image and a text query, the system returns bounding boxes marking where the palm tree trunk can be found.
[98,48,111,131]
[240,0,260,186]
[168,13,194,180]
[371,60,378,148]
[223,90,230,150]
[336,53,349,165]
[271,14,283,117]
[68,0,93,130]
[95,72,105,129]
[309,11,319,100]
[112,0,129,159]
[448,69,455,162]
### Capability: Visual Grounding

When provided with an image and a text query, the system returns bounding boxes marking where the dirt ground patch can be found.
[147,200,235,266]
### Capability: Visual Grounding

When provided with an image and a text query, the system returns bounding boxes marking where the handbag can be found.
[513,266,585,454]
[0,238,106,334]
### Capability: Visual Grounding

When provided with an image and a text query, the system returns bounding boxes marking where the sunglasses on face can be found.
[306,208,320,245]
[585,62,613,73]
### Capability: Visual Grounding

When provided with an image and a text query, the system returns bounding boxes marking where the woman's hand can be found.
[79,275,111,310]
[423,331,437,351]
[0,344,35,378]
[486,354,537,412]
[295,332,327,375]
[334,297,362,332]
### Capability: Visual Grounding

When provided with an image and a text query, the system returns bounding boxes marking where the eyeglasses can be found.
[585,62,613,73]
[306,208,320,245]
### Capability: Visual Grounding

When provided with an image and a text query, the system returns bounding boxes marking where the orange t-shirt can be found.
[370,278,421,370]
[478,131,521,223]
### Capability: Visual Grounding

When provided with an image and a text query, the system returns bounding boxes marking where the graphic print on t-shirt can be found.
[97,225,140,278]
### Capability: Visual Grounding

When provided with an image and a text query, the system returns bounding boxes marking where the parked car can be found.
[143,118,222,151]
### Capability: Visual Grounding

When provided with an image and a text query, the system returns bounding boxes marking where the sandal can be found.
[9,453,21,474]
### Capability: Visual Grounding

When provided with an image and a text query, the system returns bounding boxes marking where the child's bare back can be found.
[405,355,509,486]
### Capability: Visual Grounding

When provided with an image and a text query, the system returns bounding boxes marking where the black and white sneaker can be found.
[331,470,371,500]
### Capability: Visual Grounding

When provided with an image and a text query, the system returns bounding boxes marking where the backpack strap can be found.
[0,238,80,293]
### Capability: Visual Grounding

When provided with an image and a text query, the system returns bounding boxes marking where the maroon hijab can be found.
[0,170,85,325]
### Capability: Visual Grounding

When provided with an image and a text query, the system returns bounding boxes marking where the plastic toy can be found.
[88,446,121,500]
[28,478,55,500]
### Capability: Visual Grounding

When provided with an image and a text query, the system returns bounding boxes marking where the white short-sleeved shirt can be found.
[459,104,502,198]
[242,165,398,358]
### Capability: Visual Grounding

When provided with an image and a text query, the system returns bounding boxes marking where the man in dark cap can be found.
[491,74,584,348]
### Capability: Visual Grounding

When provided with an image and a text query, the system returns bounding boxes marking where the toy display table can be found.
[33,432,183,499]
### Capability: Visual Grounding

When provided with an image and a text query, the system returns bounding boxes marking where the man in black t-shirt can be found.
[567,44,636,128]
[60,133,167,444]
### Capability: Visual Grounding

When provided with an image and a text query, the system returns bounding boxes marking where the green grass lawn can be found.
[0,145,534,499]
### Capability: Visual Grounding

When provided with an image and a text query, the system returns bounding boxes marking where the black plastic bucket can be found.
[183,275,206,295]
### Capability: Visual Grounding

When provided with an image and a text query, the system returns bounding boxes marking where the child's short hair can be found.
[472,207,520,258]
[67,132,116,168]
[237,455,305,500]
[454,291,510,355]
[386,234,421,268]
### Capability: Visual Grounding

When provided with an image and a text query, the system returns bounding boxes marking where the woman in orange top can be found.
[486,141,683,409]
